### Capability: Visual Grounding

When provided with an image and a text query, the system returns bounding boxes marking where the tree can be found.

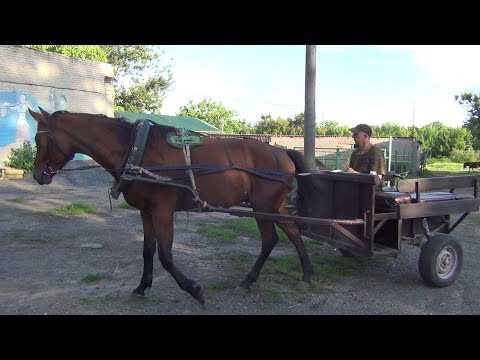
[371,123,411,137]
[22,45,173,113]
[455,92,480,148]
[253,114,295,135]
[316,121,351,136]
[177,98,252,134]
[416,121,472,158]
[23,45,108,62]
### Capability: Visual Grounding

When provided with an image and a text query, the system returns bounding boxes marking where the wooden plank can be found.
[399,198,480,219]
[397,176,477,193]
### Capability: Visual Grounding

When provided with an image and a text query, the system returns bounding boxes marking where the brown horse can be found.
[464,161,480,172]
[28,108,314,305]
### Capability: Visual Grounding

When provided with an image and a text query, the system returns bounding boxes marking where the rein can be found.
[36,113,74,177]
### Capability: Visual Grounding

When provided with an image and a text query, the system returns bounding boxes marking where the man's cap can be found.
[349,123,372,137]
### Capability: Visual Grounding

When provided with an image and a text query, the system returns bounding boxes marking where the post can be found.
[304,45,316,171]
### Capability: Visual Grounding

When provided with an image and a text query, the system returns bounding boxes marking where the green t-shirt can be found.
[349,145,386,175]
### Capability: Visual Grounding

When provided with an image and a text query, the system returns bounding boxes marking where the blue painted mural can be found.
[0,91,41,164]
[0,90,88,163]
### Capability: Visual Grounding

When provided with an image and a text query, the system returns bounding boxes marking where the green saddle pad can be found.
[166,129,203,148]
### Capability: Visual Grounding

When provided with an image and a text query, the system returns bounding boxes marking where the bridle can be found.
[35,113,74,177]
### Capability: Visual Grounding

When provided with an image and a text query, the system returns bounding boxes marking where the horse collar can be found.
[110,119,151,199]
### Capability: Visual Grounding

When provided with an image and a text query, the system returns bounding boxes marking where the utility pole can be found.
[412,99,416,137]
[304,45,316,171]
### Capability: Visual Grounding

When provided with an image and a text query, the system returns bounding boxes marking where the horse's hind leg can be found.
[133,211,157,297]
[275,220,314,284]
[239,219,279,290]
[151,211,205,305]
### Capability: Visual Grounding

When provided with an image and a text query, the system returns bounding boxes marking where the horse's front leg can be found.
[133,210,157,297]
[152,210,205,306]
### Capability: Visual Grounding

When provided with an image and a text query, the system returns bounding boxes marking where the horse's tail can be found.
[285,149,307,174]
[285,149,313,217]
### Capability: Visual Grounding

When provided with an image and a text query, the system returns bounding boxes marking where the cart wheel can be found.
[418,234,463,287]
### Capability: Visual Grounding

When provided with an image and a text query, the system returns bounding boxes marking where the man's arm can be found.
[371,148,386,180]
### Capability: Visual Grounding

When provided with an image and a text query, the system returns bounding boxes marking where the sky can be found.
[156,45,480,129]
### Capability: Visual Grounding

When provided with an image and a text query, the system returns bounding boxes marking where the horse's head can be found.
[464,162,468,168]
[29,107,74,185]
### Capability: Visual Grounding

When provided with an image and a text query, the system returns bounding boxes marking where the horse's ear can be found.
[38,107,51,118]
[28,107,47,124]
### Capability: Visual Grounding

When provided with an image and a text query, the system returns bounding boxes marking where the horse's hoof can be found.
[132,287,145,297]
[233,285,250,295]
[192,285,205,306]
[298,280,312,289]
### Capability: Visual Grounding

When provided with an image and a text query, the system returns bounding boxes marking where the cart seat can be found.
[375,190,474,211]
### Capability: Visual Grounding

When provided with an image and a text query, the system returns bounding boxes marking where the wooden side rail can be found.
[397,175,478,203]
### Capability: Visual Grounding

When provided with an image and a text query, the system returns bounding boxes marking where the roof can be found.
[114,111,221,133]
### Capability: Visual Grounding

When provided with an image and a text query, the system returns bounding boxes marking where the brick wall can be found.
[0,46,114,164]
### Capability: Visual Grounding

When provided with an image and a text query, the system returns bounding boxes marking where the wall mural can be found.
[0,90,76,165]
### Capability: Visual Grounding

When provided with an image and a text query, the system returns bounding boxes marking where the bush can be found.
[449,148,476,163]
[3,141,36,173]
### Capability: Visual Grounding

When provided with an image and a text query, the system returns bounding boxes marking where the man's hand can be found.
[347,167,358,174]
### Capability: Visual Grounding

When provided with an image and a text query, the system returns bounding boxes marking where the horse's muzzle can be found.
[33,171,53,185]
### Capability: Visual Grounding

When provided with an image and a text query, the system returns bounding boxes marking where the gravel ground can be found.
[1,162,479,315]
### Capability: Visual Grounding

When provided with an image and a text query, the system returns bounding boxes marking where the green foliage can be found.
[3,140,36,172]
[102,45,173,114]
[253,114,293,135]
[177,98,252,134]
[371,122,411,137]
[455,92,480,139]
[449,148,476,163]
[416,122,472,158]
[316,121,351,136]
[472,139,480,151]
[24,45,107,62]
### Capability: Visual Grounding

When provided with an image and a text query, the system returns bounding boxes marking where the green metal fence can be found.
[294,147,413,173]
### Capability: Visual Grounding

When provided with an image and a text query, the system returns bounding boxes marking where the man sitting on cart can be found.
[347,123,386,182]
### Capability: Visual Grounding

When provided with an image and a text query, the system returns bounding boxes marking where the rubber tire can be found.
[418,234,463,287]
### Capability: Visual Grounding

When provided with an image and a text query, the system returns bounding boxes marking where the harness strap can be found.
[218,137,233,166]
[178,128,207,208]
[110,119,151,200]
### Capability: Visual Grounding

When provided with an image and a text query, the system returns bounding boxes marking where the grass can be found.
[47,203,97,217]
[6,196,29,203]
[197,225,237,243]
[5,231,50,243]
[197,218,290,244]
[6,231,27,239]
[426,162,465,173]
[230,251,387,290]
[118,201,136,210]
[80,273,103,284]
[205,280,236,291]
